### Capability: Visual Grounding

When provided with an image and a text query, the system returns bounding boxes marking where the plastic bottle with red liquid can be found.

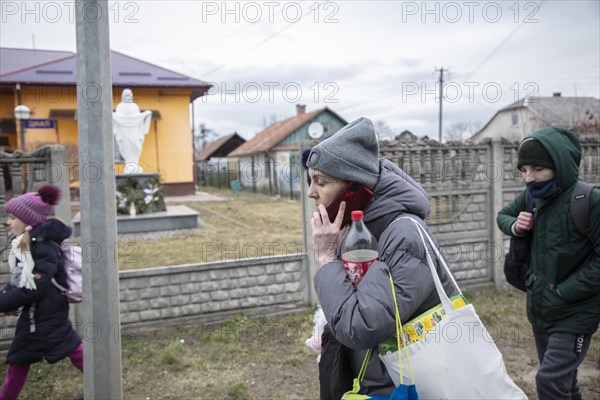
[340,210,379,287]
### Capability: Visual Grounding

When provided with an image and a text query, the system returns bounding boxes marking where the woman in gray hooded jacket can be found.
[306,117,456,397]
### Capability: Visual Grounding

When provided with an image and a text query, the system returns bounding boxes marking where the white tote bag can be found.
[379,217,527,399]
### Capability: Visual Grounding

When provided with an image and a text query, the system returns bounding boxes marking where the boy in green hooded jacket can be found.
[497,127,600,400]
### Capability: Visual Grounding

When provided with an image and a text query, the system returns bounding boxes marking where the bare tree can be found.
[444,121,481,142]
[260,113,286,128]
[570,108,600,139]
[374,120,394,140]
[194,123,218,150]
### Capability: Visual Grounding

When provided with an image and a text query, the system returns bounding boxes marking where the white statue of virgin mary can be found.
[112,89,153,173]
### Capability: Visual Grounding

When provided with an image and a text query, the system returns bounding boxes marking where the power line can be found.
[160,13,273,65]
[127,1,329,77]
[201,2,327,77]
[465,0,546,80]
[337,71,438,112]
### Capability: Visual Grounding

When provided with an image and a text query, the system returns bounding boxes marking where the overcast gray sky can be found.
[2,0,599,140]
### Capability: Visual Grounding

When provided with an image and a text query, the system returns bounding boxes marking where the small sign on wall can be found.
[23,119,55,129]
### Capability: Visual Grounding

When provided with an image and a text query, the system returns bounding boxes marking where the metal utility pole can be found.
[75,1,123,398]
[436,67,448,142]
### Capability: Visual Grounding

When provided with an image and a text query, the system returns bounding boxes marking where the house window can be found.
[512,113,519,126]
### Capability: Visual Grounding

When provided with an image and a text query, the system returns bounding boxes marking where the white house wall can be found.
[474,109,547,142]
[239,154,267,188]
[276,151,302,194]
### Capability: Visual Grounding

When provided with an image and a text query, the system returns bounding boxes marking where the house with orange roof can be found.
[0,47,212,196]
[228,105,347,195]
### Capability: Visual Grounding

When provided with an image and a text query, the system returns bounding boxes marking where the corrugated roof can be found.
[0,48,74,76]
[0,47,212,100]
[229,108,338,157]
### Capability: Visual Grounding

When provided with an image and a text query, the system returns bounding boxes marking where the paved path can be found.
[165,191,228,203]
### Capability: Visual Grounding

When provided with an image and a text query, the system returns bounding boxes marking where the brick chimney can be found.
[296,104,306,115]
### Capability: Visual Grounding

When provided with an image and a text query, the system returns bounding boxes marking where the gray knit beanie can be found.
[306,117,380,189]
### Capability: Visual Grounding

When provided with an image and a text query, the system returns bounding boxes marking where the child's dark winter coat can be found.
[0,218,81,364]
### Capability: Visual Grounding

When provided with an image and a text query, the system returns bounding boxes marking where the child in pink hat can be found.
[1,184,83,399]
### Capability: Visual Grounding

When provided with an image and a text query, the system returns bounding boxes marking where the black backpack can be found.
[504,181,595,291]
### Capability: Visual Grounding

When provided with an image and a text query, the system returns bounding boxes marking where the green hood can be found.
[528,127,581,191]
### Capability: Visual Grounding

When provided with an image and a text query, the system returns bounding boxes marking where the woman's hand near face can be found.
[311,201,346,265]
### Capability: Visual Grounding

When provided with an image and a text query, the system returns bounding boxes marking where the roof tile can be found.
[229,108,327,156]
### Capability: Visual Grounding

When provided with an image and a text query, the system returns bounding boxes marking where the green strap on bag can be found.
[341,273,416,399]
[342,348,373,400]
[388,273,414,386]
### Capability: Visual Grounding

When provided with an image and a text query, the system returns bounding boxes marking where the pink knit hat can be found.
[4,184,61,226]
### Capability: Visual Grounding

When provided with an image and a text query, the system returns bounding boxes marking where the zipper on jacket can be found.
[29,304,36,333]
[530,210,538,321]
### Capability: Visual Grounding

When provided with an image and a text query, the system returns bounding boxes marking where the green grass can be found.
[116,187,303,270]
[227,382,250,400]
[4,290,598,399]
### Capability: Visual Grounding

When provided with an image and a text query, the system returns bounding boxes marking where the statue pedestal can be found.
[72,205,198,236]
[73,172,199,235]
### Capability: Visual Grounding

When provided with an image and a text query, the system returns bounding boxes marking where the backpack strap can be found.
[47,240,68,293]
[570,180,594,238]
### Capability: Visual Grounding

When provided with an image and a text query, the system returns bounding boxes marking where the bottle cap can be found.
[351,210,363,220]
